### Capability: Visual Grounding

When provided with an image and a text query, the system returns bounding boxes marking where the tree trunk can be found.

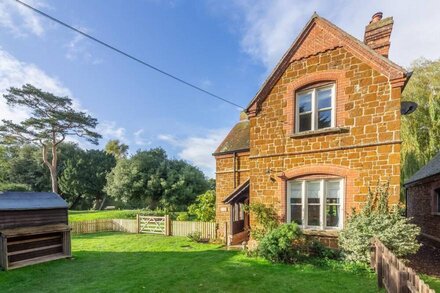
[41,141,59,194]
[70,194,83,209]
[98,196,107,210]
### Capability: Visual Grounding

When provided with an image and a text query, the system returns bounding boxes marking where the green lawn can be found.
[0,233,380,293]
[422,275,440,292]
[68,210,142,222]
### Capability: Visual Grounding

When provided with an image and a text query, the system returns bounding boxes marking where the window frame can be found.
[436,189,440,214]
[295,83,336,133]
[287,178,344,230]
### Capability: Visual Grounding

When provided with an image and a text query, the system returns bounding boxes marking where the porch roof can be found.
[223,179,250,204]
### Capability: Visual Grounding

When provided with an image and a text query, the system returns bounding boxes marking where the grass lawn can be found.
[69,210,141,222]
[0,233,380,293]
[422,275,440,292]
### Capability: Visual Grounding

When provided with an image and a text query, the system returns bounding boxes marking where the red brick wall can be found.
[407,175,440,241]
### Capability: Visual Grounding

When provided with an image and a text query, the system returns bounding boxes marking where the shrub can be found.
[176,212,190,221]
[244,203,279,240]
[0,182,30,191]
[338,182,420,262]
[308,240,341,260]
[187,231,208,243]
[258,223,307,263]
[188,190,215,222]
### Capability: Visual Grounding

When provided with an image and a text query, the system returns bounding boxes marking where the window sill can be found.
[432,212,440,216]
[290,127,349,138]
[302,229,340,237]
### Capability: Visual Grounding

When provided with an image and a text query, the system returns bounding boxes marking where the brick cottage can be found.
[213,12,411,246]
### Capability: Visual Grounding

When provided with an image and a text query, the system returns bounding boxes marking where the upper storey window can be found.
[296,83,335,133]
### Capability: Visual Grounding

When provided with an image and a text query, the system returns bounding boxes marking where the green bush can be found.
[176,212,189,221]
[0,182,30,191]
[258,223,307,263]
[187,231,208,243]
[188,190,215,222]
[308,240,341,260]
[338,182,420,262]
[244,203,279,240]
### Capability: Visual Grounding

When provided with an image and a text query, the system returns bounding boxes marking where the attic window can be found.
[295,83,335,133]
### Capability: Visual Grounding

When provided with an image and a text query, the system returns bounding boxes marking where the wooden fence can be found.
[371,239,435,293]
[172,220,217,239]
[70,216,217,240]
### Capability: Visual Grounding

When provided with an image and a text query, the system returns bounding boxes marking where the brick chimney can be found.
[364,12,394,58]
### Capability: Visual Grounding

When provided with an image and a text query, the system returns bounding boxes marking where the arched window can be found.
[295,82,335,133]
[287,178,343,229]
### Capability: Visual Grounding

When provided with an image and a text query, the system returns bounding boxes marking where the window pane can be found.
[326,204,340,227]
[307,181,320,198]
[317,88,332,109]
[290,182,302,198]
[326,181,340,204]
[307,205,320,226]
[318,110,331,129]
[298,93,312,113]
[291,205,302,225]
[299,113,312,132]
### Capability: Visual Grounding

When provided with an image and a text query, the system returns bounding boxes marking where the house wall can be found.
[407,174,440,244]
[215,152,250,242]
[248,45,403,241]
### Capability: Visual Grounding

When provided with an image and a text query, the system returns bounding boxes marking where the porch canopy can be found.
[223,179,250,204]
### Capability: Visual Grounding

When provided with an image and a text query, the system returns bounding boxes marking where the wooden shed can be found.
[0,192,71,270]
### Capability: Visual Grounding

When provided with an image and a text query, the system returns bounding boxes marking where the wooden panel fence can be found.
[70,216,217,240]
[172,220,217,239]
[371,239,435,293]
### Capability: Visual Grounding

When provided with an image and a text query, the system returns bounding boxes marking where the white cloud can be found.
[65,29,103,64]
[218,0,440,70]
[98,121,127,142]
[0,0,47,37]
[158,129,229,177]
[134,129,151,146]
[0,47,72,122]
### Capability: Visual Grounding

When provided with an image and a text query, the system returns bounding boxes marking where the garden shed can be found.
[0,192,71,270]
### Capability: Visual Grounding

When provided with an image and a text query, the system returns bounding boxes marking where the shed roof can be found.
[223,179,250,204]
[405,152,440,186]
[0,192,68,211]
[213,120,250,155]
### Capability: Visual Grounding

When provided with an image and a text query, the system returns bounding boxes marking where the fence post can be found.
[136,214,140,233]
[375,240,383,289]
[398,271,409,293]
[165,215,171,236]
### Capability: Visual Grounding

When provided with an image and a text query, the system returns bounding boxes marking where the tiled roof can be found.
[213,120,249,155]
[0,192,68,210]
[405,152,440,185]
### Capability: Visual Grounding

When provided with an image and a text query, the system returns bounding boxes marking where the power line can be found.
[14,0,245,110]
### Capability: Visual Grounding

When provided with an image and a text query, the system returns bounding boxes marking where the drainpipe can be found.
[233,152,237,189]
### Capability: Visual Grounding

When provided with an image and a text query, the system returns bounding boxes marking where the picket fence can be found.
[70,216,217,240]
[371,239,435,293]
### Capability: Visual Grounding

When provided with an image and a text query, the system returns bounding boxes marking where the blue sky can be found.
[1,0,439,177]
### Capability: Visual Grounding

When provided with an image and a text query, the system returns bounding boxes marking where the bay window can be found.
[296,83,335,133]
[287,178,343,229]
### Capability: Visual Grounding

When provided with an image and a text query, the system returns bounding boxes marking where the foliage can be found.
[105,148,209,210]
[176,212,190,221]
[258,223,307,264]
[188,190,216,222]
[0,233,379,292]
[244,203,279,240]
[308,240,341,260]
[59,149,116,209]
[187,231,209,243]
[0,182,30,191]
[338,182,421,263]
[0,84,101,193]
[68,209,177,222]
[401,59,440,194]
[105,139,129,159]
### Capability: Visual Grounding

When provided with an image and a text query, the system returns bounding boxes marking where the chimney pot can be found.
[371,12,383,23]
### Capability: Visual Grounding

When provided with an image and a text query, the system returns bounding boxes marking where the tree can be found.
[402,58,440,185]
[105,148,210,210]
[188,190,216,221]
[0,84,101,193]
[105,139,128,159]
[59,149,116,209]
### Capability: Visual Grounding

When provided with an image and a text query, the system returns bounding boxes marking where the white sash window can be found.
[287,178,344,229]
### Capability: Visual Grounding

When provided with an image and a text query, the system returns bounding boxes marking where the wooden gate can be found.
[137,215,170,235]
